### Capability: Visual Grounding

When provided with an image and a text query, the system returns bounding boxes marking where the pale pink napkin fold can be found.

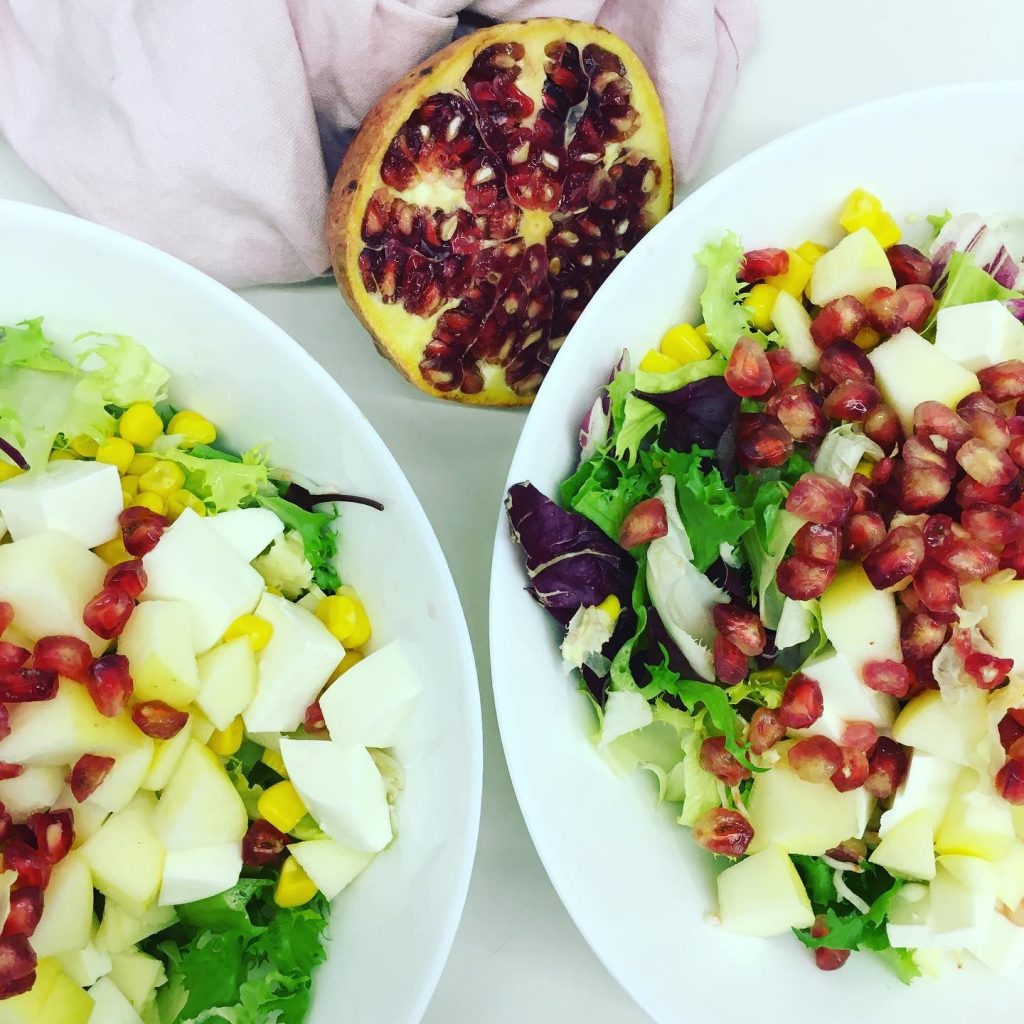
[0,0,756,287]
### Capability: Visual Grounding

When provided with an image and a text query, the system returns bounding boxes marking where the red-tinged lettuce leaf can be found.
[506,482,635,627]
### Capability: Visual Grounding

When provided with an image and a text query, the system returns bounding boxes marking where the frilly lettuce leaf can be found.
[615,395,665,464]
[164,446,271,513]
[696,231,769,356]
[0,318,73,372]
[257,494,341,594]
[74,331,170,407]
[561,450,657,543]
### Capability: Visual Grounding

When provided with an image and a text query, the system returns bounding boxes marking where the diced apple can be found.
[85,740,155,814]
[772,290,819,370]
[928,859,996,948]
[206,508,283,562]
[886,882,932,949]
[0,459,122,549]
[195,637,256,730]
[280,738,392,852]
[158,842,242,906]
[717,844,815,937]
[993,842,1024,910]
[30,851,93,958]
[936,770,1014,860]
[747,762,872,856]
[37,969,94,1024]
[0,766,64,821]
[892,689,988,767]
[95,904,175,955]
[0,531,108,655]
[243,594,344,733]
[289,839,375,900]
[82,792,166,917]
[141,508,264,652]
[117,601,199,709]
[960,579,1024,669]
[140,716,194,792]
[797,652,896,743]
[86,977,142,1024]
[968,912,1024,975]
[869,809,936,880]
[819,564,901,668]
[52,786,109,845]
[807,227,896,306]
[58,943,112,989]
[935,300,1024,371]
[0,957,62,1024]
[868,328,980,431]
[153,741,247,851]
[878,751,960,837]
[108,949,166,1014]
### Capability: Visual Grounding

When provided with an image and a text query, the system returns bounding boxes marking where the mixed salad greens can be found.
[0,321,420,1023]
[508,190,1024,979]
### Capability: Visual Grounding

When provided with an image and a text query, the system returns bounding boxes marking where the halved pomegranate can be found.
[327,20,672,404]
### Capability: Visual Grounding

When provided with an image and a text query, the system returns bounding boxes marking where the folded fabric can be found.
[0,0,757,286]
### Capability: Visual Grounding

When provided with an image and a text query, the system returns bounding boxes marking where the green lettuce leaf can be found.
[607,363,636,437]
[696,232,768,356]
[563,450,658,543]
[633,354,726,396]
[0,318,74,372]
[614,395,665,464]
[926,209,952,239]
[74,332,170,408]
[164,446,271,513]
[257,494,341,593]
[934,250,1022,317]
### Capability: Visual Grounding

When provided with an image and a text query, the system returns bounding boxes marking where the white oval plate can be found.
[0,199,482,1024]
[490,82,1024,1023]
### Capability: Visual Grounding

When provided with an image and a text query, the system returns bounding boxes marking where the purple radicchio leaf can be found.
[930,213,1024,293]
[0,438,28,471]
[505,482,634,627]
[1006,298,1024,322]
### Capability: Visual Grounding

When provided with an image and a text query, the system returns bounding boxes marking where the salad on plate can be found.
[507,190,1024,979]
[0,320,421,1023]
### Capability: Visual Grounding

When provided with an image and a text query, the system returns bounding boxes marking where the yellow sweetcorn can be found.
[855,459,873,478]
[128,452,158,476]
[659,323,711,364]
[853,326,882,352]
[596,594,621,623]
[261,748,288,778]
[130,491,166,515]
[743,283,779,332]
[275,856,318,908]
[118,403,164,448]
[168,410,216,447]
[795,241,828,265]
[317,591,371,648]
[167,489,206,521]
[694,323,709,342]
[264,583,283,597]
[95,536,133,565]
[96,437,135,474]
[330,650,364,682]
[869,211,901,249]
[638,350,681,375]
[0,463,24,482]
[208,717,244,757]
[138,461,186,496]
[839,189,901,248]
[121,475,141,499]
[224,613,273,652]
[49,449,77,462]
[766,250,812,298]
[258,781,307,834]
[70,434,99,458]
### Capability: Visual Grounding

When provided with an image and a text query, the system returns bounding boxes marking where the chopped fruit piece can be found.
[862,524,925,590]
[289,839,374,901]
[618,498,667,548]
[32,635,92,683]
[86,655,134,718]
[131,701,189,740]
[739,247,788,283]
[717,845,814,936]
[742,284,778,332]
[788,736,843,784]
[258,780,308,835]
[274,855,318,908]
[748,707,785,754]
[810,295,867,349]
[699,736,750,786]
[864,737,909,800]
[725,337,773,397]
[767,249,812,297]
[772,290,819,369]
[68,754,115,803]
[779,673,823,729]
[167,410,217,447]
[659,323,710,364]
[886,243,933,287]
[691,807,753,857]
[638,350,680,375]
[242,819,291,868]
[869,809,936,880]
[807,227,896,306]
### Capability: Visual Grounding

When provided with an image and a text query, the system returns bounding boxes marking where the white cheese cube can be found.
[798,652,896,743]
[807,227,896,306]
[879,750,960,837]
[289,839,374,900]
[280,738,392,852]
[935,300,1024,371]
[141,508,264,651]
[88,977,143,1024]
[968,912,1024,975]
[243,593,344,733]
[158,843,242,906]
[206,508,283,562]
[0,459,122,548]
[319,641,421,749]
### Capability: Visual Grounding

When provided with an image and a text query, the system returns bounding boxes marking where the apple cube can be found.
[994,842,1024,910]
[82,793,166,917]
[141,508,264,651]
[30,851,93,958]
[37,970,93,1024]
[195,637,256,730]
[935,300,1024,371]
[772,290,819,370]
[0,459,122,549]
[86,978,142,1024]
[928,858,996,948]
[0,957,62,1024]
[868,809,936,880]
[58,943,112,989]
[0,531,108,655]
[936,771,1014,860]
[108,949,166,1013]
[892,689,988,767]
[869,328,980,431]
[140,716,194,792]
[95,904,175,955]
[85,740,154,814]
[807,227,896,306]
[280,738,392,852]
[886,882,933,949]
[717,845,815,937]
[819,564,901,668]
[289,839,375,900]
[0,765,64,821]
[206,508,283,562]
[153,741,247,851]
[960,579,1024,669]
[968,912,1024,976]
[158,842,242,906]
[796,652,895,743]
[52,786,110,845]
[879,750,960,837]
[243,594,344,733]
[117,600,199,709]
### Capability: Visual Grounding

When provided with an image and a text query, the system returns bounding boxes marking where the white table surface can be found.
[2,2,1022,1019]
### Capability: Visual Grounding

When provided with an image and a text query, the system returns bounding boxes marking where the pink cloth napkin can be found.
[0,0,756,287]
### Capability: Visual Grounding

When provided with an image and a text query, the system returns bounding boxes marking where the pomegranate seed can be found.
[0,970,36,999]
[103,559,148,599]
[748,707,785,754]
[957,439,1018,487]
[960,403,1011,451]
[304,701,327,734]
[786,474,855,526]
[713,634,748,685]
[964,652,1014,690]
[886,244,933,287]
[691,807,753,857]
[794,523,841,565]
[119,506,169,557]
[962,503,1024,547]
[913,400,972,450]
[0,669,57,703]
[131,701,189,740]
[1009,437,1024,470]
[956,476,1016,510]
[959,391,1001,417]
[862,659,911,698]
[69,754,115,802]
[865,284,934,334]
[865,738,909,799]
[899,467,952,513]
[903,435,955,476]
[0,644,29,674]
[859,403,899,453]
[699,735,751,786]
[776,555,836,600]
[0,604,12,636]
[788,735,843,783]
[923,514,955,551]
[815,946,852,972]
[811,296,867,349]
[780,673,823,729]
[819,341,875,385]
[242,819,291,867]
[739,248,789,282]
[618,498,667,549]
[840,721,878,753]
[952,627,975,660]
[0,765,22,783]
[1,888,42,939]
[827,838,868,864]
[0,710,10,745]
[712,604,766,657]
[766,347,800,389]
[999,712,1024,751]
[86,654,134,717]
[1009,416,1024,437]
[832,747,870,792]
[842,512,886,560]
[3,840,50,889]
[736,414,794,470]
[1001,540,1024,578]
[995,757,1024,804]
[32,635,92,683]
[725,338,774,398]
[822,381,880,422]
[862,525,925,590]
[937,537,1000,580]
[901,612,947,663]
[82,587,134,640]
[849,474,877,515]
[766,385,829,444]
[27,810,74,863]
[871,455,896,485]
[978,360,1024,402]
[912,561,961,614]
[0,936,36,995]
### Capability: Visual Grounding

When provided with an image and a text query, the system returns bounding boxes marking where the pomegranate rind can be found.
[327,18,673,406]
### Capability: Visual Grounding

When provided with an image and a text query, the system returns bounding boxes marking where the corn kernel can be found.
[596,594,621,623]
[70,434,99,458]
[855,459,873,478]
[168,410,217,447]
[264,584,283,597]
[258,781,307,834]
[694,323,709,341]
[94,536,133,565]
[330,650,364,681]
[128,453,158,476]
[208,717,244,757]
[166,489,206,521]
[867,211,901,249]
[748,667,787,689]
[138,460,186,496]
[638,350,682,375]
[118,403,164,448]
[48,449,77,462]
[274,856,318,908]
[261,748,288,778]
[224,613,273,652]
[743,283,779,332]
[130,491,166,515]
[659,323,711,365]
[120,475,141,499]
[853,326,882,352]
[316,591,371,648]
[766,250,813,298]
[0,463,24,482]
[96,437,136,474]
[839,188,883,233]
[795,241,828,265]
